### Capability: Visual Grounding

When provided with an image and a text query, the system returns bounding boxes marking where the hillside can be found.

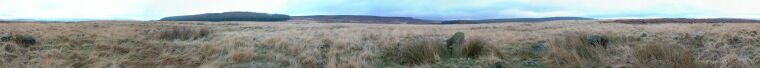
[441,17,595,24]
[159,12,291,21]
[291,15,436,24]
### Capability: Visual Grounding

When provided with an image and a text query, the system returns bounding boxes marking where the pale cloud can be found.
[0,0,153,19]
[498,9,580,18]
[0,0,286,20]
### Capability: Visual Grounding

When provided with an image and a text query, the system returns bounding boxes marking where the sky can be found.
[2,0,760,20]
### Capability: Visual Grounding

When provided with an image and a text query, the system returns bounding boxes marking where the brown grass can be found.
[460,36,486,58]
[632,42,701,68]
[397,37,444,65]
[156,26,212,40]
[231,49,254,63]
[544,31,604,68]
[0,21,759,67]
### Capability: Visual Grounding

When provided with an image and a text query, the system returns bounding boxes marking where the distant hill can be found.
[441,17,595,24]
[599,18,760,24]
[160,12,291,21]
[291,15,436,24]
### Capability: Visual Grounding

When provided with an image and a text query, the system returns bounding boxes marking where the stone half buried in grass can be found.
[0,32,11,42]
[587,35,608,47]
[446,32,465,58]
[532,41,548,54]
[446,32,486,59]
[522,59,545,67]
[3,35,37,47]
[0,35,9,42]
[19,35,36,45]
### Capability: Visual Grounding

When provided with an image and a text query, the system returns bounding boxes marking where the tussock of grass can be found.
[459,36,486,58]
[719,54,751,68]
[397,38,444,64]
[231,49,254,63]
[544,31,612,67]
[633,43,701,68]
[156,26,211,40]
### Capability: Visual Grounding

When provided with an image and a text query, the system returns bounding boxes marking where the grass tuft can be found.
[157,26,212,40]
[459,36,485,58]
[544,31,608,67]
[397,38,444,65]
[231,49,254,63]
[633,43,701,68]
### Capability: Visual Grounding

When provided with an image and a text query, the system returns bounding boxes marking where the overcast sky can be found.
[2,0,760,20]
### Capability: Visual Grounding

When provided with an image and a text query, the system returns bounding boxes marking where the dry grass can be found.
[231,49,254,63]
[397,37,444,65]
[632,42,700,68]
[156,26,212,40]
[0,21,759,67]
[459,36,486,58]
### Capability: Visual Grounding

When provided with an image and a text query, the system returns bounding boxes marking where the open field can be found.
[1,21,760,68]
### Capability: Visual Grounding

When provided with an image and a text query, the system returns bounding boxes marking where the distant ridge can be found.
[599,18,760,24]
[441,17,595,24]
[292,15,436,24]
[160,11,291,21]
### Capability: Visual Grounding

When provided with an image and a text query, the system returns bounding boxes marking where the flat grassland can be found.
[1,21,759,68]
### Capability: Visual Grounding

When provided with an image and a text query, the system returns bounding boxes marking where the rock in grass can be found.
[587,35,608,47]
[0,36,9,42]
[6,35,37,46]
[495,61,505,68]
[533,42,548,53]
[446,32,465,57]
[0,33,9,42]
[20,35,36,45]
